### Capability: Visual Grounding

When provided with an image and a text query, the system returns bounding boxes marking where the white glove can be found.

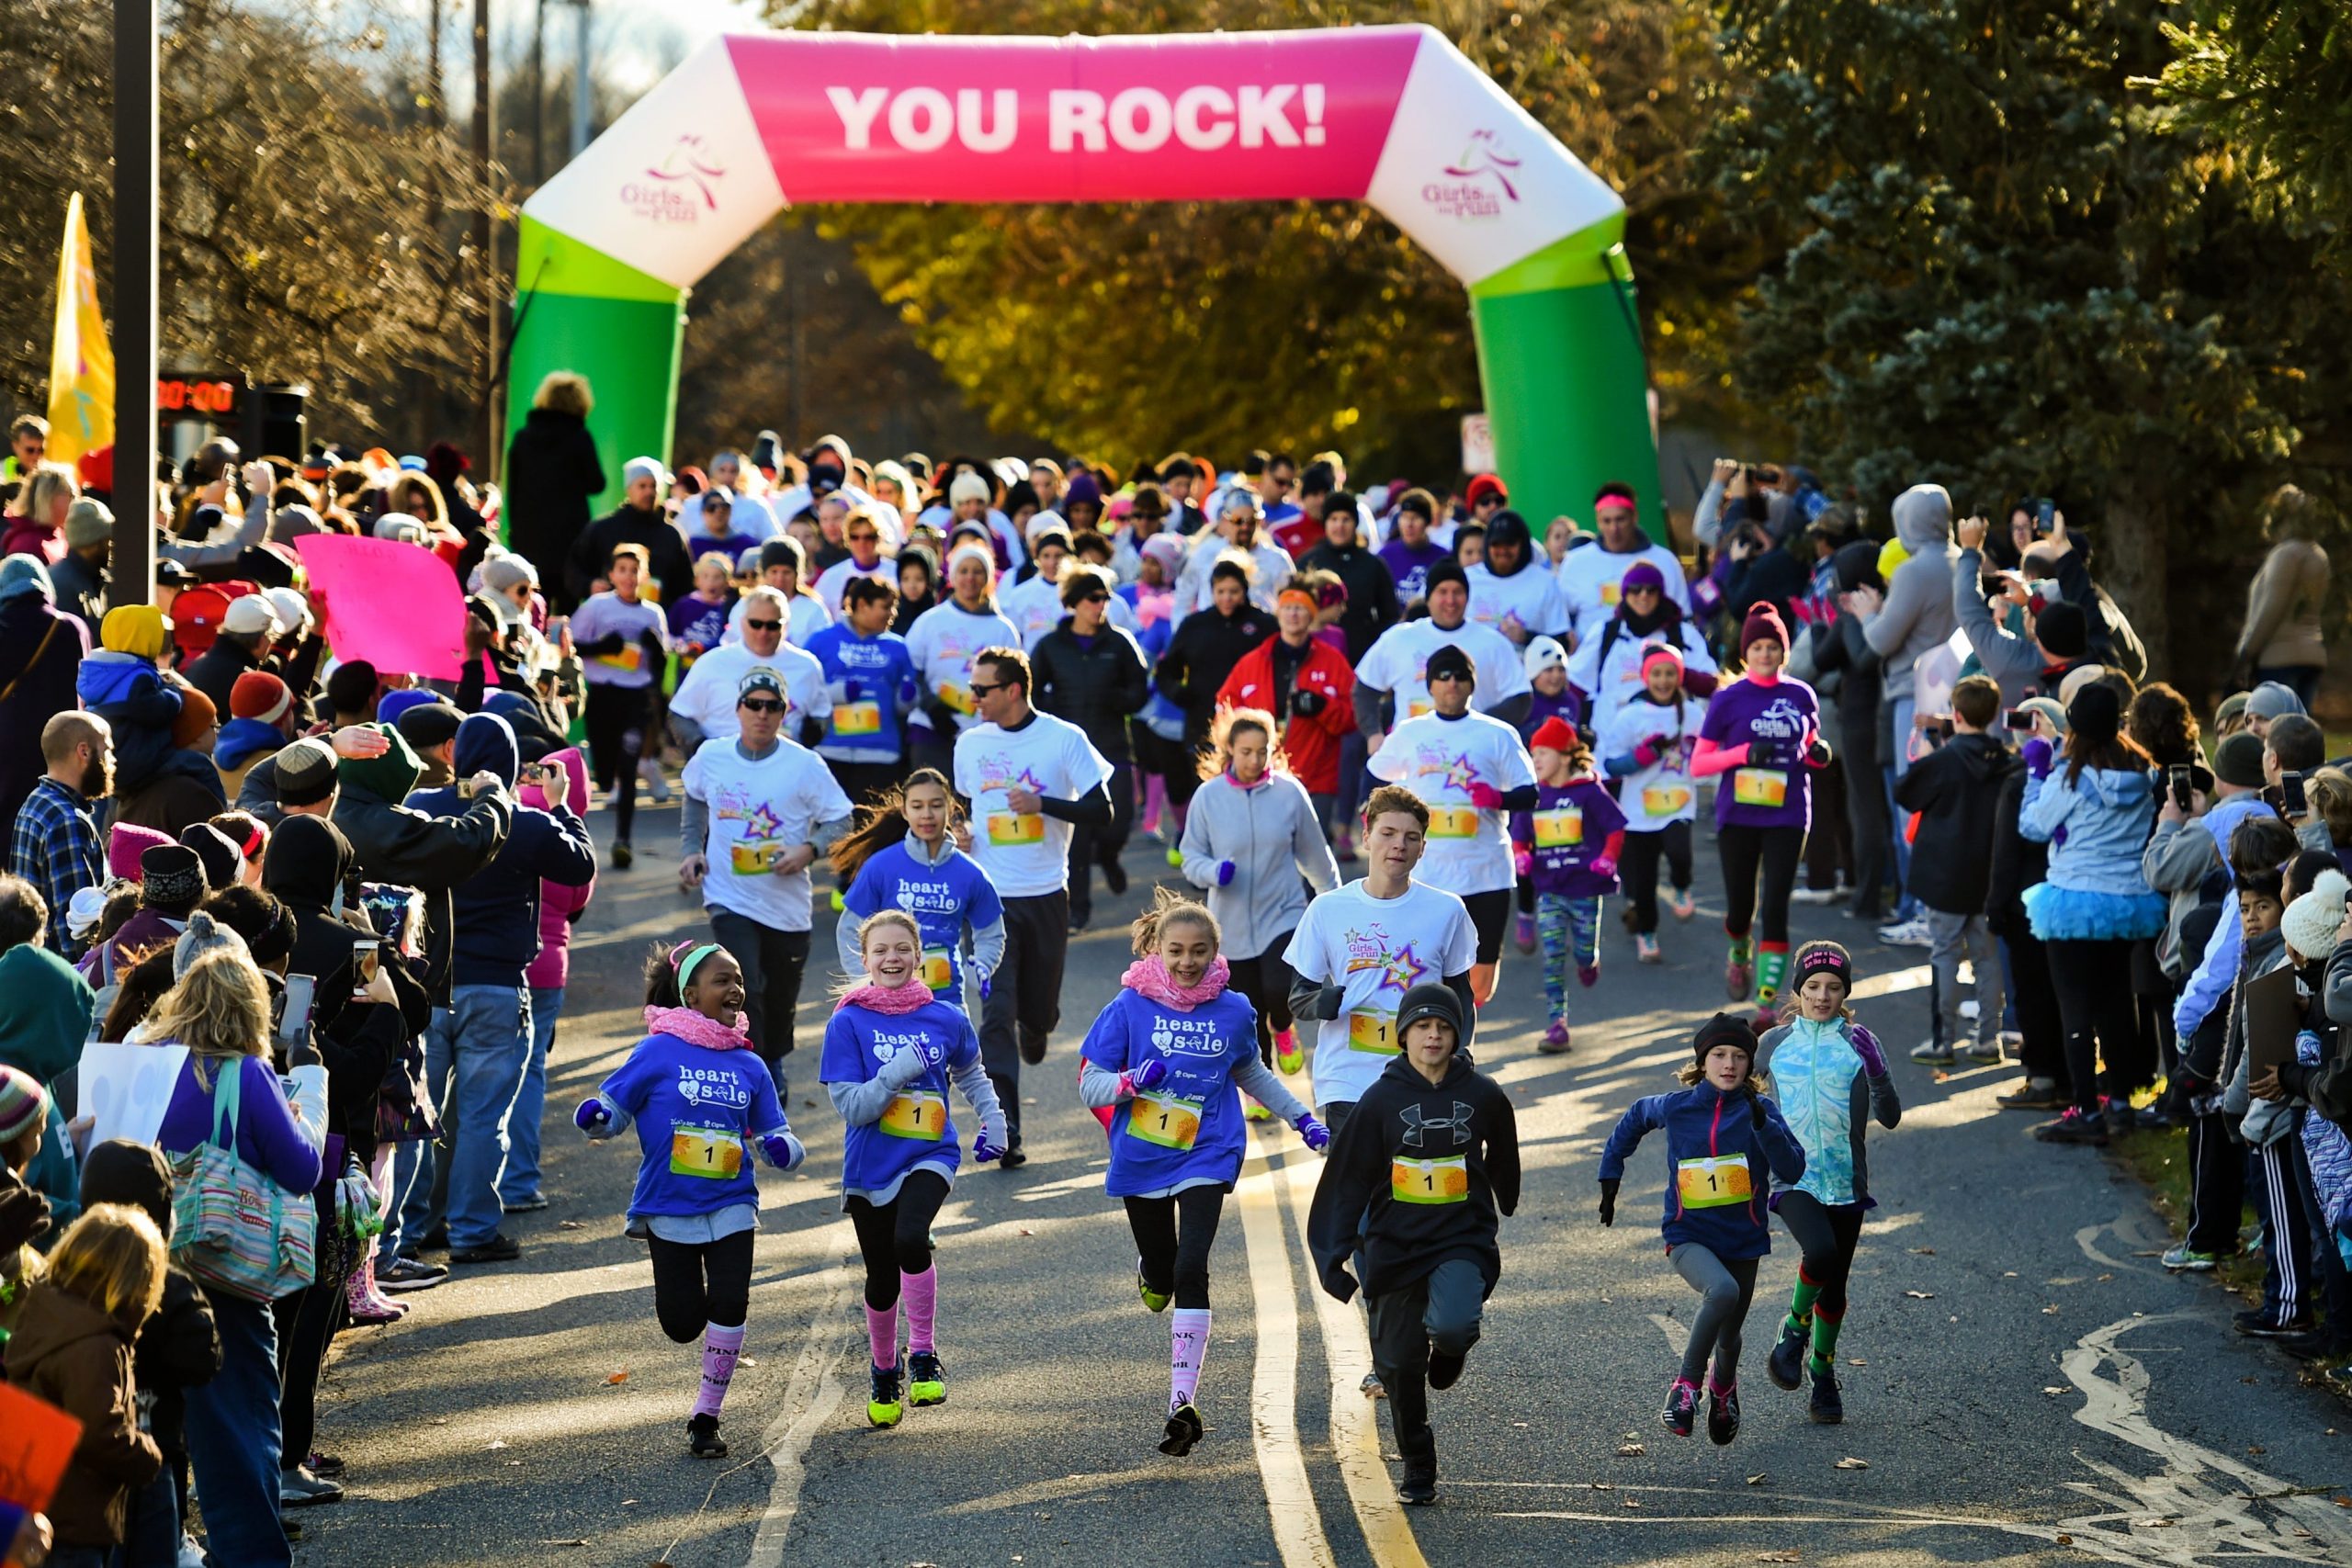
[878,1049,931,1090]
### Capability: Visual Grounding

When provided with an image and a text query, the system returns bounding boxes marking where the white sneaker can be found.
[639,758,673,803]
[1876,917,1933,948]
[180,1536,207,1568]
[1790,886,1840,905]
[1959,998,1980,1021]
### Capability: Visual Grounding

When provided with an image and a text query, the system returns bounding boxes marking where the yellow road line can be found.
[1272,1142,1430,1568]
[1238,1127,1340,1568]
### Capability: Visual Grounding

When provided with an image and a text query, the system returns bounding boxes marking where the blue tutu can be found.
[2022,882,2166,942]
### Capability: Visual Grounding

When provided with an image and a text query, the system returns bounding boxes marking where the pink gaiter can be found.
[901,1267,938,1354]
[865,1303,900,1370]
[1170,1308,1212,1413]
[695,1323,744,1418]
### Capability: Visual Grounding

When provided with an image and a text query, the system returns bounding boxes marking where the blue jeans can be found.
[405,985,533,1251]
[501,987,566,1206]
[183,1290,288,1567]
[108,1465,179,1567]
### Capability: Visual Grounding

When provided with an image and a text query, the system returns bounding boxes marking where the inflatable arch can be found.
[511,24,1661,532]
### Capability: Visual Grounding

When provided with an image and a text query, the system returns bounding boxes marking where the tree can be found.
[2151,0,2352,237]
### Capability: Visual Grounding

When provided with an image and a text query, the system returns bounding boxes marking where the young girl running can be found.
[832,769,1007,1013]
[1755,942,1901,1424]
[1079,889,1329,1456]
[575,942,807,1460]
[1511,716,1625,1054]
[1598,1013,1805,1445]
[1598,642,1707,963]
[820,909,1009,1427]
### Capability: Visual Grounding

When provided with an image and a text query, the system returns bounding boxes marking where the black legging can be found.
[1620,820,1694,935]
[2045,936,2140,1119]
[1125,1184,1226,1311]
[584,681,650,844]
[2005,930,2069,1096]
[1774,1190,1865,1321]
[274,1217,351,1471]
[1227,942,1296,1067]
[648,1228,755,1341]
[1718,822,1805,942]
[845,1169,951,1312]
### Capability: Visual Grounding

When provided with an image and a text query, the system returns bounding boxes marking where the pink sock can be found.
[900,1267,937,1354]
[1170,1308,1211,1413]
[695,1323,744,1418]
[865,1302,899,1370]
[1143,773,1168,833]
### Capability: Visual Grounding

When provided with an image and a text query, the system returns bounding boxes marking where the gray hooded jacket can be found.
[1863,484,1959,702]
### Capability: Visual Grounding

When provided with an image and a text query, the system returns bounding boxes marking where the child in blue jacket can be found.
[1599,1013,1805,1446]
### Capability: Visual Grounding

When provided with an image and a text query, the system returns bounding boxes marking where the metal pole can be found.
[569,0,591,160]
[530,0,546,187]
[111,0,158,609]
[473,0,501,479]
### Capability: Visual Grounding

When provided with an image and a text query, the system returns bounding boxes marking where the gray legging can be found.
[1672,1243,1758,1386]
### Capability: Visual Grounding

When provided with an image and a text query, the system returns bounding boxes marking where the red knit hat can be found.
[1465,474,1509,508]
[1529,716,1579,753]
[1739,603,1789,651]
[230,671,294,727]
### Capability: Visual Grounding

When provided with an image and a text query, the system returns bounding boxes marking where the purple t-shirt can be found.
[1377,539,1449,605]
[1510,778,1628,897]
[667,592,735,655]
[1699,674,1819,830]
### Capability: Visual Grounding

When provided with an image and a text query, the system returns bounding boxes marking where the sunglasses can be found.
[739,697,785,715]
[967,681,1005,698]
[1625,583,1661,596]
[1080,591,1110,604]
[743,617,783,632]
[847,532,879,544]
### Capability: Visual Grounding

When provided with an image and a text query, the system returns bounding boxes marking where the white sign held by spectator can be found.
[1461,412,1495,476]
[81,1043,191,1151]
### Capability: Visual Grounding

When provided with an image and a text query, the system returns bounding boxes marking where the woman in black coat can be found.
[503,372,605,610]
[0,556,90,829]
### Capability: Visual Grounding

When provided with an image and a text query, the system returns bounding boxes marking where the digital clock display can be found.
[156,376,241,417]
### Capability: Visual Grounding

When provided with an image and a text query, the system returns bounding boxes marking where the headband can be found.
[671,941,723,992]
[1277,587,1317,611]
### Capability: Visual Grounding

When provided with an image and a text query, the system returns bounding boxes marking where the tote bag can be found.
[168,1059,318,1301]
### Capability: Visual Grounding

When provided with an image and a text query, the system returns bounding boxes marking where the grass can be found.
[2106,1117,2266,1299]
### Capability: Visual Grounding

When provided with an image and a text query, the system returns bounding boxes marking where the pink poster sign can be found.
[294,535,469,682]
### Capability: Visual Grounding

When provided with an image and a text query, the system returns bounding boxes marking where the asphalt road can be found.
[294,794,2352,1568]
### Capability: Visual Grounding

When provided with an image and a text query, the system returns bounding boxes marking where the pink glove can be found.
[1467,783,1504,810]
[1590,854,1617,879]
[1512,845,1533,878]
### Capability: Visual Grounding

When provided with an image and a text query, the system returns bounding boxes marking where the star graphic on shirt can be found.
[1377,943,1425,994]
[1439,752,1481,794]
[740,803,782,840]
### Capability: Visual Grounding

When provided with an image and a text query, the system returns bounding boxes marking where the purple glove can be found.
[758,1130,807,1170]
[1295,1113,1330,1152]
[1127,1058,1170,1093]
[2021,737,2053,779]
[1467,782,1504,810]
[1849,1025,1888,1077]
[573,1097,612,1134]
[1216,860,1236,886]
[842,678,865,703]
[973,1128,1008,1164]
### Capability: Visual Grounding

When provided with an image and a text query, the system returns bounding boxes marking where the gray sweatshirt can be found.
[1862,484,1958,702]
[1177,771,1340,960]
[831,833,1007,1010]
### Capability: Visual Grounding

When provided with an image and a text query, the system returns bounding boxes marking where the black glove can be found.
[637,626,665,653]
[1292,688,1326,717]
[1597,1179,1619,1227]
[581,631,626,657]
[1307,983,1347,1021]
[1747,1088,1768,1128]
[1804,735,1833,767]
[922,701,961,735]
[0,1170,53,1255]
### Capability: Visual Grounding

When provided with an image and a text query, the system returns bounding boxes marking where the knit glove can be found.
[580,631,626,657]
[1216,860,1236,886]
[1747,1088,1769,1128]
[2022,738,2053,779]
[1597,1178,1619,1226]
[1292,688,1326,717]
[1590,854,1618,880]
[1125,1058,1170,1095]
[1634,734,1669,767]
[1304,983,1348,1021]
[1294,1112,1330,1153]
[1747,736,1791,769]
[574,1096,614,1135]
[1512,845,1533,879]
[1467,782,1504,810]
[1849,1026,1889,1077]
[1804,735,1833,768]
[0,1172,52,1256]
[878,1047,932,1090]
[758,1130,807,1171]
[972,1125,1009,1164]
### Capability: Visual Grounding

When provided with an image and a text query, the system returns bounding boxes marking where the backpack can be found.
[167,580,262,659]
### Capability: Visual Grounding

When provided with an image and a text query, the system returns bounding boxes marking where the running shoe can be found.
[1789,886,1840,906]
[279,1468,343,1507]
[1634,932,1662,964]
[1428,1347,1465,1391]
[1159,1401,1204,1457]
[1751,1003,1779,1034]
[1578,964,1600,989]
[1273,1028,1305,1075]
[611,840,634,870]
[1962,1039,2007,1065]
[1361,1371,1386,1399]
[377,1257,447,1292]
[306,1452,345,1479]
[1767,1319,1808,1391]
[868,1359,906,1427]
[1807,1365,1843,1425]
[829,890,846,914]
[1910,1039,1957,1066]
[2234,1310,2313,1340]
[1705,1381,1741,1446]
[1724,945,1753,1002]
[1996,1078,2065,1111]
[2159,1244,2218,1273]
[1103,858,1130,896]
[1539,1021,1571,1055]
[1515,912,1537,954]
[1166,846,1182,868]
[1668,888,1697,921]
[2030,1107,2109,1145]
[908,1350,946,1407]
[1244,1100,1272,1122]
[1875,916,1933,948]
[503,1194,551,1213]
[688,1413,729,1459]
[1396,1429,1438,1506]
[1137,1264,1170,1314]
[1660,1377,1700,1437]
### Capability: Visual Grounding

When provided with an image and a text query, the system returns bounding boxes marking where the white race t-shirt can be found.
[1364,710,1537,895]
[1464,561,1573,643]
[1356,617,1532,723]
[814,557,894,620]
[1597,694,1708,829]
[1567,617,1718,747]
[953,712,1114,897]
[671,639,831,742]
[1554,541,1690,647]
[904,600,1024,734]
[683,737,854,932]
[1283,879,1477,1105]
[1001,572,1139,651]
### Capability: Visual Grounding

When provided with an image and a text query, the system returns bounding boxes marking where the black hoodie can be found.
[1307,1052,1520,1303]
[1894,730,2020,915]
[76,1140,220,1461]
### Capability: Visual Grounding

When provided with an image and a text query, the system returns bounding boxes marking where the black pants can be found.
[648,1227,754,1340]
[980,892,1070,1145]
[1619,821,1693,935]
[1774,1190,1866,1322]
[1069,761,1136,922]
[273,1228,350,1469]
[2004,930,2069,1093]
[1125,1184,1226,1311]
[827,760,901,821]
[1843,749,1890,918]
[1719,822,1805,943]
[2280,1120,2352,1338]
[2045,937,2139,1118]
[845,1169,951,1312]
[2186,1107,2245,1258]
[707,910,810,1089]
[584,681,650,845]
[1368,1258,1487,1443]
[1804,756,1850,893]
[1133,727,1204,809]
[1227,940,1296,1067]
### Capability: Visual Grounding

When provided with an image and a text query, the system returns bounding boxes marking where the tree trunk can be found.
[2102,473,2172,683]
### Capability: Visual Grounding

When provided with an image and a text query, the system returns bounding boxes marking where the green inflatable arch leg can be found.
[508,217,688,514]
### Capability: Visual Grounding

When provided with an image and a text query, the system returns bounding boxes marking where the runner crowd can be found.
[0,378,2344,1558]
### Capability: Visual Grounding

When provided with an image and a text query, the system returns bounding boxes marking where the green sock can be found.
[1727,931,1753,965]
[1757,942,1791,1005]
[1785,1269,1823,1337]
[1809,1308,1845,1374]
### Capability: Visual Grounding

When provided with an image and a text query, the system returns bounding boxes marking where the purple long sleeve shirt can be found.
[154,1054,325,1197]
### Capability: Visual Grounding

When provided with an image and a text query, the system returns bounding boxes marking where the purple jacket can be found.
[518,746,594,989]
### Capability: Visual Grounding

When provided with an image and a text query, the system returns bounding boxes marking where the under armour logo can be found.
[1400,1102,1475,1149]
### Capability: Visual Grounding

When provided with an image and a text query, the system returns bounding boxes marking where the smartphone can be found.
[2168,765,2194,814]
[277,974,317,1056]
[2283,770,2308,818]
[349,940,380,1001]
[2035,498,2055,532]
[2003,707,2032,734]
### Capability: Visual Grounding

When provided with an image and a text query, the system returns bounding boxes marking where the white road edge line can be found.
[746,1216,857,1568]
[1238,1128,1340,1568]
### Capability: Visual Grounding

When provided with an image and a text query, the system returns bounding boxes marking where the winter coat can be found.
[519,747,594,990]
[504,407,605,609]
[76,650,180,795]
[44,549,104,643]
[1893,732,2019,915]
[3,1284,162,1547]
[2143,793,2276,980]
[2235,537,2329,674]
[1757,1017,1901,1209]
[567,502,694,609]
[1863,485,1958,700]
[1599,1080,1806,1261]
[1177,770,1340,958]
[1216,635,1356,795]
[1031,620,1151,766]
[0,584,87,829]
[112,750,228,839]
[74,1141,220,1461]
[331,723,511,1006]
[2019,763,2161,900]
[182,635,262,719]
[1296,536,1401,661]
[0,513,63,565]
[1156,602,1273,749]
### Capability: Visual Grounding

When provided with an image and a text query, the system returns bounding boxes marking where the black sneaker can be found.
[1068,908,1091,932]
[1427,1347,1465,1392]
[503,1194,550,1213]
[612,839,633,870]
[1102,860,1130,897]
[868,1359,905,1427]
[2102,1103,2134,1141]
[378,1257,447,1292]
[998,1144,1028,1169]
[450,1234,521,1264]
[687,1413,728,1459]
[2280,1328,2349,1362]
[1808,1365,1843,1424]
[1159,1401,1204,1457]
[1661,1377,1699,1437]
[2031,1107,2109,1145]
[2234,1309,2315,1340]
[1705,1382,1741,1446]
[1997,1079,2066,1111]
[1767,1318,1808,1391]
[908,1350,946,1406]
[1396,1427,1437,1506]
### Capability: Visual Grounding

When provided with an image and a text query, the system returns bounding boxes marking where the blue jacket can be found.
[1599,1083,1805,1259]
[75,650,181,790]
[2019,763,2158,898]
[1757,1017,1901,1208]
[408,714,595,986]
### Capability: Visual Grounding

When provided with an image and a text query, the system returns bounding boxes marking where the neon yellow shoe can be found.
[1167,846,1182,868]
[867,1360,904,1427]
[830,889,846,913]
[1137,1263,1171,1314]
[1273,1028,1305,1075]
[1244,1100,1272,1122]
[908,1350,946,1407]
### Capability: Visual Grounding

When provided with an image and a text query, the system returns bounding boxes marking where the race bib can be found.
[833,700,883,736]
[987,812,1045,847]
[1426,806,1479,839]
[594,645,643,673]
[1676,1153,1752,1210]
[730,840,782,875]
[1600,581,1622,606]
[1125,1089,1204,1151]
[669,1126,744,1179]
[1532,807,1583,848]
[1392,1155,1469,1205]
[880,1089,948,1142]
[1732,768,1788,808]
[1406,697,1434,720]
[937,681,975,716]
[1641,784,1693,817]
[920,946,956,992]
[1348,1010,1399,1055]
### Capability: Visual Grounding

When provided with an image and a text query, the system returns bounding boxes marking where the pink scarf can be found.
[837,979,936,1015]
[1121,954,1231,1009]
[644,1005,752,1052]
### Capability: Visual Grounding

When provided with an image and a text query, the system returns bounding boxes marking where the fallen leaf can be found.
[2334,1496,2351,1508]
[1512,1421,1529,1428]
[1747,1472,1768,1485]
[2243,1376,2261,1385]
[2055,1534,2073,1547]
[1758,1553,1802,1563]
[2003,1270,2018,1278]
[1835,1457,1870,1471]
[543,1541,590,1549]
[605,1371,629,1385]
[1018,1228,1035,1237]
[1904,1291,1935,1300]
[1932,1070,1951,1083]
[2136,1517,2175,1528]
[557,1220,585,1231]
[2043,1387,2066,1395]
[1907,1247,1936,1256]
[486,1439,508,1450]
[2248,1445,2267,1456]
[2096,1273,2113,1282]
[1617,1442,1646,1457]
[2296,1527,2318,1539]
[1591,1481,1615,1491]
[620,1499,637,1506]
[1622,1495,1640,1508]
[1846,1358,1867,1367]
[2042,1305,2061,1315]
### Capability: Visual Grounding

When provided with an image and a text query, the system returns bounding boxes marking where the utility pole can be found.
[111,0,158,609]
[473,0,501,477]
[530,0,546,186]
[570,0,592,160]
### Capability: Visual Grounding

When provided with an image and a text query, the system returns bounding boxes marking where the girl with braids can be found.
[832,768,1005,1013]
[1079,888,1329,1457]
[574,942,807,1460]
[820,909,1009,1427]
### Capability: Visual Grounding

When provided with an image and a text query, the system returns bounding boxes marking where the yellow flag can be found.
[47,191,115,466]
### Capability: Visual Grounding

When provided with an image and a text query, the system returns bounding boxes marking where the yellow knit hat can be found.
[100,604,169,660]
[1875,536,1911,585]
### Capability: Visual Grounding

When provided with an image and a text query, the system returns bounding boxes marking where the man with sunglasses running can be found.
[671,585,831,754]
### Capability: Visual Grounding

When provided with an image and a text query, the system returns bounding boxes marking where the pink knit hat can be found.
[107,821,172,884]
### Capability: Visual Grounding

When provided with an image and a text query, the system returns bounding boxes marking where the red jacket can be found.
[1217,635,1356,795]
[1,515,63,565]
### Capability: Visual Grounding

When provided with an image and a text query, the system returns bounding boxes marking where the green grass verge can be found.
[2106,1122,2266,1299]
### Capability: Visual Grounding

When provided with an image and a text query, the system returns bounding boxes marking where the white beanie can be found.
[1522,636,1568,680]
[623,456,666,489]
[1024,508,1067,544]
[2282,871,2349,963]
[946,541,996,577]
[948,471,991,506]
